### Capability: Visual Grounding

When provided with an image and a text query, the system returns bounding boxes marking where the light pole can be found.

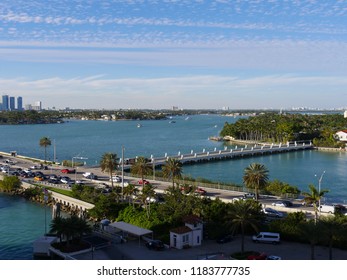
[72,156,88,181]
[316,170,326,216]
[121,146,124,196]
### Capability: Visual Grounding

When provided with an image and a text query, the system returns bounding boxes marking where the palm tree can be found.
[130,156,151,189]
[39,136,51,162]
[100,153,118,188]
[319,216,345,260]
[162,157,183,187]
[243,163,269,201]
[123,184,139,207]
[139,184,156,218]
[298,220,321,260]
[227,199,262,253]
[302,184,329,223]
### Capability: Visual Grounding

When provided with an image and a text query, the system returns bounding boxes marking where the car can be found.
[49,174,59,180]
[30,165,40,170]
[48,178,60,184]
[272,200,293,207]
[110,175,122,182]
[243,193,256,199]
[83,172,98,179]
[195,187,207,195]
[83,172,92,177]
[247,252,267,260]
[216,234,233,244]
[60,176,71,184]
[266,255,282,260]
[145,240,165,251]
[61,168,76,174]
[138,179,150,185]
[262,207,284,218]
[34,176,44,181]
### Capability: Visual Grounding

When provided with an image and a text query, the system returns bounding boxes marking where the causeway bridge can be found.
[124,141,314,168]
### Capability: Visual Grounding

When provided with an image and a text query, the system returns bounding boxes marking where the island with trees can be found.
[220,112,347,148]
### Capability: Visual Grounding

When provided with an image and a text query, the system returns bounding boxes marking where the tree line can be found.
[220,112,347,147]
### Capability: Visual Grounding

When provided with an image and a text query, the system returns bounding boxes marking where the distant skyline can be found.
[1,1,347,110]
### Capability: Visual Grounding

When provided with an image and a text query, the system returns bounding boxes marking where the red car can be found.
[195,187,207,195]
[138,179,150,185]
[61,168,76,174]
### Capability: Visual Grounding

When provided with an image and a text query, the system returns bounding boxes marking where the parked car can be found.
[216,234,233,244]
[272,200,293,207]
[266,255,282,260]
[61,168,76,174]
[247,252,267,260]
[262,207,284,218]
[145,240,165,250]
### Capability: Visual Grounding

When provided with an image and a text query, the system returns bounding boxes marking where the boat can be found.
[137,123,142,128]
[169,120,176,123]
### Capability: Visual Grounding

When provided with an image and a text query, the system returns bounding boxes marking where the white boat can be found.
[137,123,142,128]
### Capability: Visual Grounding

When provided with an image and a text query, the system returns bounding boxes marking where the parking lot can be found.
[72,235,347,260]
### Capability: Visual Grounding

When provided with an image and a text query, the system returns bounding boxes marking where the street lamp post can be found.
[72,156,88,181]
[317,170,326,216]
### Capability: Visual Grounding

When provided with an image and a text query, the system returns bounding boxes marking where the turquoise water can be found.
[0,193,52,260]
[1,114,347,259]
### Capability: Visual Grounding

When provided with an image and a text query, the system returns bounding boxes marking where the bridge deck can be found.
[123,142,314,168]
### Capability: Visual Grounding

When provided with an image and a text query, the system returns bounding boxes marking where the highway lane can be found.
[1,153,317,217]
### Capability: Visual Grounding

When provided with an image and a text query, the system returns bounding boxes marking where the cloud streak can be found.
[1,74,346,109]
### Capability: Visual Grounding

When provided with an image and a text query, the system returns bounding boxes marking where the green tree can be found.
[49,215,92,247]
[243,163,269,200]
[123,184,139,207]
[0,175,22,192]
[100,153,118,188]
[319,216,346,260]
[301,184,329,223]
[162,158,183,187]
[131,156,151,188]
[298,220,321,260]
[227,199,263,253]
[39,136,51,162]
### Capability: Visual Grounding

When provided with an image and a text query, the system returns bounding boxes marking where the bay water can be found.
[1,114,346,259]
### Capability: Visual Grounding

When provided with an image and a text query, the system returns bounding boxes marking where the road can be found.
[1,152,317,218]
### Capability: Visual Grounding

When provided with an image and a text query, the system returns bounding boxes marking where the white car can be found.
[110,175,122,182]
[271,200,293,207]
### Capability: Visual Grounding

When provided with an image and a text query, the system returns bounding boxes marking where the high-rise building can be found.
[2,95,9,111]
[32,101,42,111]
[17,96,23,111]
[9,96,15,111]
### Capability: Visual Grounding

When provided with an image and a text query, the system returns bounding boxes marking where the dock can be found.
[123,141,314,168]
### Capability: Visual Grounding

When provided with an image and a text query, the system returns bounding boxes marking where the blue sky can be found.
[1,0,347,110]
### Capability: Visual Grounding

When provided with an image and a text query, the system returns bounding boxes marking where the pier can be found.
[124,141,314,168]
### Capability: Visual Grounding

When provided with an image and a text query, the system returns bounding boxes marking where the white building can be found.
[169,215,203,249]
[335,130,347,142]
[344,110,347,118]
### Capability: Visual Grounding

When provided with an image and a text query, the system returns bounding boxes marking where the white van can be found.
[252,232,280,244]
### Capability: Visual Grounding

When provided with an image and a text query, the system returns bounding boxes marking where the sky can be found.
[1,0,347,110]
